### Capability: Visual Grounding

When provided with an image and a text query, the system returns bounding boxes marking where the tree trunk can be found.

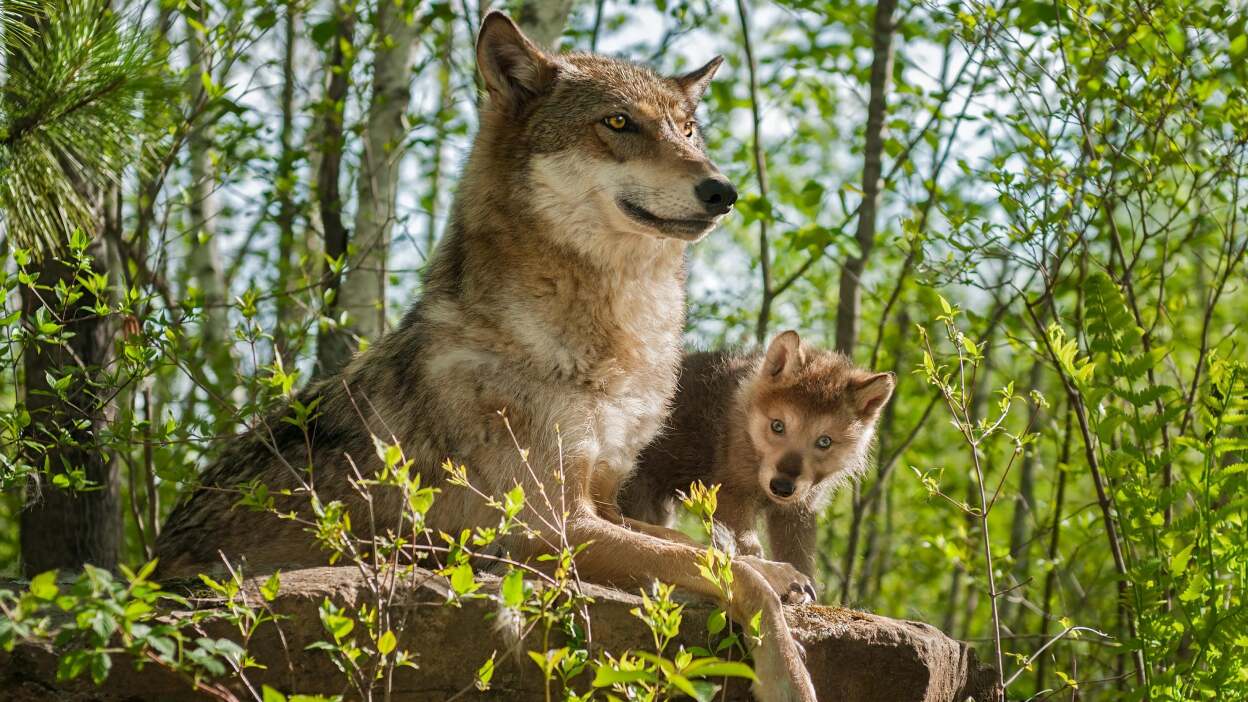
[20,235,121,576]
[1036,407,1072,691]
[849,306,909,602]
[515,0,575,48]
[834,0,898,357]
[323,0,421,374]
[312,0,357,377]
[184,3,233,395]
[273,0,300,361]
[1004,361,1044,628]
[424,20,453,258]
[9,1,125,574]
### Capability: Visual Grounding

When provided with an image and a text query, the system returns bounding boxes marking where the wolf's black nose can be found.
[695,178,738,215]
[769,477,796,498]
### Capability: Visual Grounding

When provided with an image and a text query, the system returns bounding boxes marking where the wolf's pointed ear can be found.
[675,56,723,105]
[477,12,556,112]
[764,330,805,379]
[853,372,895,419]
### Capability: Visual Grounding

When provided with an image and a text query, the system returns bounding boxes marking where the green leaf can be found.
[593,665,653,687]
[1169,543,1195,575]
[1232,33,1248,58]
[261,571,281,602]
[501,568,524,608]
[89,651,111,684]
[706,609,726,636]
[377,629,396,655]
[668,673,701,699]
[475,653,496,691]
[319,601,354,643]
[29,571,58,600]
[1179,572,1207,603]
[449,563,476,594]
[262,685,288,702]
[684,659,757,680]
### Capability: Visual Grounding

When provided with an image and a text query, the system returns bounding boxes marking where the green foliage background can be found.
[2,0,1247,699]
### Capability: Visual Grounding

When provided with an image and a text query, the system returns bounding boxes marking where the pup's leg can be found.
[563,502,817,702]
[766,507,818,582]
[713,490,767,559]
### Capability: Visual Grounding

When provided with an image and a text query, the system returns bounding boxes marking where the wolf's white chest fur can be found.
[422,239,682,480]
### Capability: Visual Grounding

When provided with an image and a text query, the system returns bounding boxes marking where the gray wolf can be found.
[156,13,815,701]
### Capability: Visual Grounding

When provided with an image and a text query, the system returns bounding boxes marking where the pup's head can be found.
[474,13,736,245]
[743,331,895,506]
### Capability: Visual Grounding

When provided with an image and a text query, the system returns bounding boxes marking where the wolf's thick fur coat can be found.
[156,13,817,701]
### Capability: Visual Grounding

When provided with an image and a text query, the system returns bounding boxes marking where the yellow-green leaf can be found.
[377,629,396,655]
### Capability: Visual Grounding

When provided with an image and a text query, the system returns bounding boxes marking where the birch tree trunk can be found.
[185,3,233,393]
[516,0,576,47]
[425,21,453,257]
[323,0,420,373]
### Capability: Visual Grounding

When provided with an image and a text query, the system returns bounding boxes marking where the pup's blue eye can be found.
[604,114,630,131]
[770,419,785,434]
[815,435,833,449]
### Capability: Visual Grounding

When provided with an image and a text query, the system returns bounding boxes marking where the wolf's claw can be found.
[741,556,816,605]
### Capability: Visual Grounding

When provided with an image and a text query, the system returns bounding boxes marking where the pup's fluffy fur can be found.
[621,331,895,583]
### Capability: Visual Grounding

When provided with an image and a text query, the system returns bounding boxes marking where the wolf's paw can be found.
[740,556,816,605]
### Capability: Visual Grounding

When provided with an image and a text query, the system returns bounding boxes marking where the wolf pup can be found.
[620,330,895,586]
[156,14,816,701]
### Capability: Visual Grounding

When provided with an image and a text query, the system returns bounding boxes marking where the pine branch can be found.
[0,0,166,254]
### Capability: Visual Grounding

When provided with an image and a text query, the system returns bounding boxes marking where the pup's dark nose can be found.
[695,178,738,215]
[769,477,796,498]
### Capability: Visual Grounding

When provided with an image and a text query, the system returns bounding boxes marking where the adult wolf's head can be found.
[472,12,736,246]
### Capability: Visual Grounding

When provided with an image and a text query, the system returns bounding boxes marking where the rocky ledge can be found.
[1,566,1000,701]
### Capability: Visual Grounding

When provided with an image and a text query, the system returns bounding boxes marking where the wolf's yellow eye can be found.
[604,114,629,131]
[770,419,785,434]
[683,121,695,137]
[815,435,833,449]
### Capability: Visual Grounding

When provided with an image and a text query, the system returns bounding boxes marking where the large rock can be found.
[1,567,1000,701]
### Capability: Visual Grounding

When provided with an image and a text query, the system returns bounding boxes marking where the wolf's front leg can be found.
[561,503,816,701]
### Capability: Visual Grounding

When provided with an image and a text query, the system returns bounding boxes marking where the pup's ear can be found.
[764,330,805,379]
[853,372,895,419]
[477,12,556,112]
[675,55,723,105]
